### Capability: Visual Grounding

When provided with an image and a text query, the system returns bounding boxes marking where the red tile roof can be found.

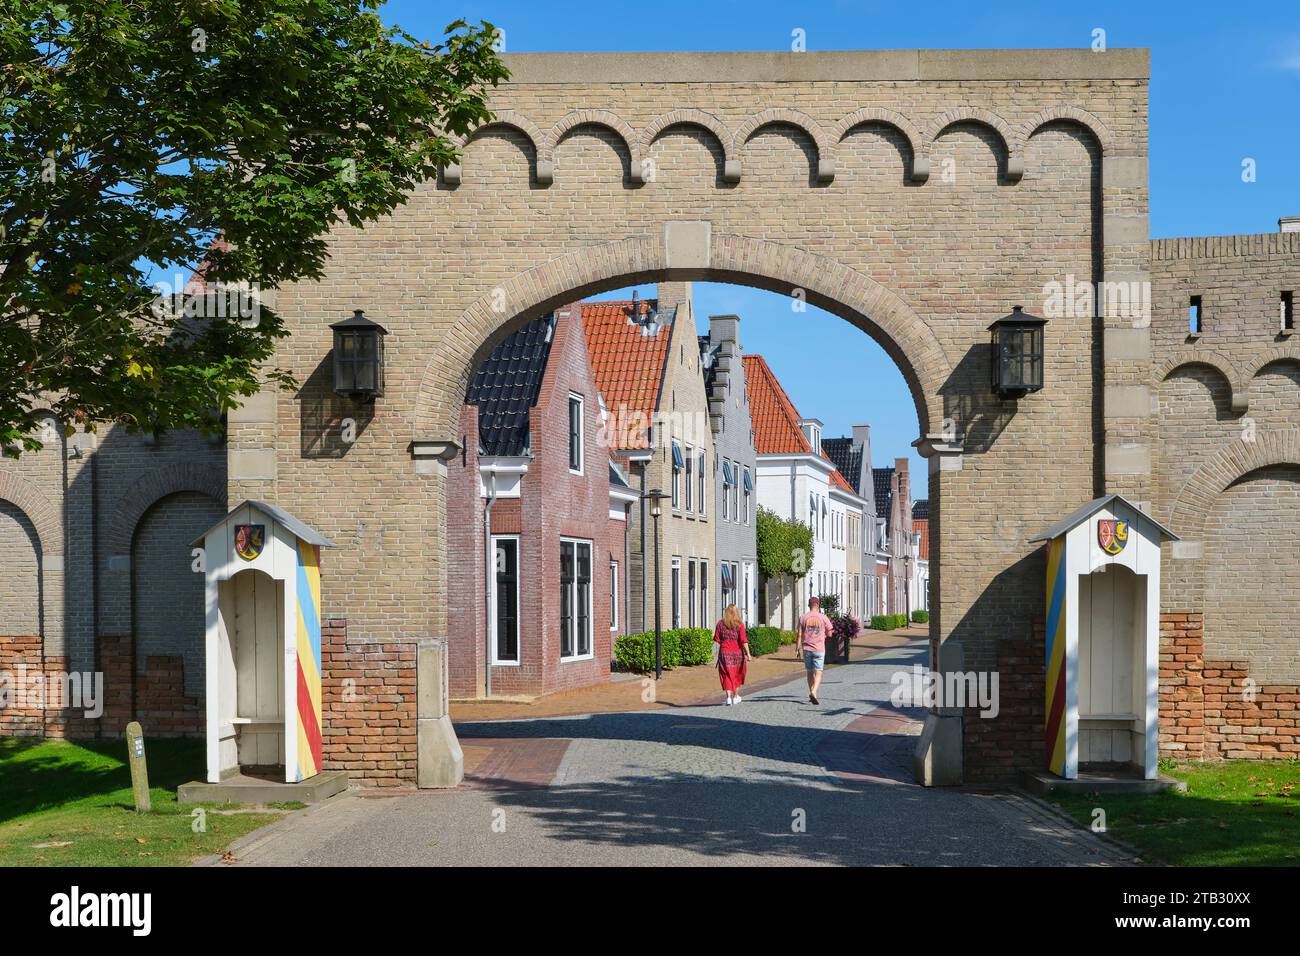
[743,354,857,495]
[575,299,673,450]
[743,354,812,455]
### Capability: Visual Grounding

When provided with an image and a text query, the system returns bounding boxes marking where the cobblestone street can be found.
[226,639,1135,867]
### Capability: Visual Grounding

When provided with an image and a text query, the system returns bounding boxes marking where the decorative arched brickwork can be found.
[548,109,640,181]
[1244,346,1300,382]
[640,108,739,180]
[924,107,1023,181]
[1017,106,1115,155]
[1169,429,1300,539]
[736,108,833,180]
[106,462,225,556]
[832,107,927,182]
[1155,348,1246,413]
[411,233,951,443]
[0,470,61,556]
[463,110,552,183]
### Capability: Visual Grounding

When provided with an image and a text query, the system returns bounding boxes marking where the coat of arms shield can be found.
[1097,518,1129,556]
[234,524,266,561]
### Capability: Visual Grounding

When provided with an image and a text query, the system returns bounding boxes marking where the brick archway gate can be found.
[229,50,1154,786]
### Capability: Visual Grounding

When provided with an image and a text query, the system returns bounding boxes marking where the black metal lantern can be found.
[988,305,1047,398]
[331,310,388,400]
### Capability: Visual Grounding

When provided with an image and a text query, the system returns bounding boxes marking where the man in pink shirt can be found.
[796,596,833,705]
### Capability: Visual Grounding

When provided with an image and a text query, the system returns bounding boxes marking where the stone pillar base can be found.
[417,716,464,789]
[913,712,963,786]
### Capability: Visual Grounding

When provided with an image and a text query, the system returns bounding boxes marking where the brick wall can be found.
[963,616,1045,783]
[320,619,418,786]
[447,308,613,698]
[1160,612,1300,762]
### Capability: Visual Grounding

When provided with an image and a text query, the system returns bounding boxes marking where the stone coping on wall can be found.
[499,49,1150,84]
[1151,232,1300,260]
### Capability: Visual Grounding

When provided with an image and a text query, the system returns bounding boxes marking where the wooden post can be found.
[125,721,151,813]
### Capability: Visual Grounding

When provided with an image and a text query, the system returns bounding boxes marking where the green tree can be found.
[756,506,814,630]
[0,1,507,454]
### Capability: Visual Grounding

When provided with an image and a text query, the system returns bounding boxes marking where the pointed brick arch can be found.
[1169,429,1300,539]
[412,232,950,444]
[0,470,61,557]
[106,462,225,557]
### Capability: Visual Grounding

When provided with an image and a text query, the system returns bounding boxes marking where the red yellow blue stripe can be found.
[295,540,323,781]
[1044,538,1067,775]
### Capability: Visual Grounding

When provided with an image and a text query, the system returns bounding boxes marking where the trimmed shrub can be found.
[869,613,911,632]
[677,628,714,666]
[778,629,797,646]
[746,626,782,657]
[911,609,929,624]
[614,627,714,673]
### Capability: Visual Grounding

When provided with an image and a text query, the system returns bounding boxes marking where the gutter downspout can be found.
[483,471,497,698]
[639,460,648,633]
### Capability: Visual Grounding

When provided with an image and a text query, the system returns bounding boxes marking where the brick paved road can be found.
[226,639,1135,867]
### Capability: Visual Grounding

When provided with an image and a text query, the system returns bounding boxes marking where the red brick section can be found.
[1160,612,1300,762]
[963,617,1045,784]
[320,618,417,787]
[0,635,43,736]
[1,633,199,739]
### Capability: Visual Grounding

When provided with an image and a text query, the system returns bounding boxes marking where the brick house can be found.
[872,461,916,618]
[745,354,865,628]
[577,284,716,635]
[823,425,880,619]
[912,499,930,613]
[700,314,759,625]
[447,310,628,698]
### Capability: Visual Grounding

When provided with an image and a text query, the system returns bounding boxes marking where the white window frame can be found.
[491,534,521,666]
[560,537,594,662]
[684,444,694,513]
[742,468,750,524]
[568,393,584,476]
[697,450,707,517]
[610,559,619,632]
[671,557,682,628]
[721,461,731,520]
[671,442,682,511]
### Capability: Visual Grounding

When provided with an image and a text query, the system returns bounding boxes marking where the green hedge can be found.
[869,613,911,631]
[911,609,929,624]
[613,627,712,673]
[746,626,781,657]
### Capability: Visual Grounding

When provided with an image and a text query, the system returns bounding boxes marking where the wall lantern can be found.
[988,305,1047,398]
[331,309,388,401]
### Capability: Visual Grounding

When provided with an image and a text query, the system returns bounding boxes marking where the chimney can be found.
[709,313,740,347]
[851,423,872,490]
[1280,216,1300,233]
[656,282,693,311]
[798,418,823,455]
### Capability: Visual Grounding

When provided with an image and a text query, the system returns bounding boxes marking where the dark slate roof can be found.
[465,314,556,456]
[912,499,929,520]
[821,438,862,494]
[872,467,894,526]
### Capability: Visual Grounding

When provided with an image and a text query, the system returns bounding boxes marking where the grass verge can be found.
[1048,758,1300,866]
[0,737,289,867]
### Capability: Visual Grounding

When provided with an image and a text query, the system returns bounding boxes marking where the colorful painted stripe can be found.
[1044,537,1068,776]
[294,540,323,781]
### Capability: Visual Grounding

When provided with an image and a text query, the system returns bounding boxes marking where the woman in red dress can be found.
[713,604,752,705]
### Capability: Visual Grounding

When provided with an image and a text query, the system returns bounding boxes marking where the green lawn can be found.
[0,737,289,867]
[1050,759,1300,866]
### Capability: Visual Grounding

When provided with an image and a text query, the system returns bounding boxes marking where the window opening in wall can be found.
[1188,295,1202,335]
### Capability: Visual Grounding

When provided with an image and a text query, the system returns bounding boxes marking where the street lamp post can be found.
[643,488,670,681]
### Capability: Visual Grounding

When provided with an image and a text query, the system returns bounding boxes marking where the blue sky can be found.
[383,0,1300,495]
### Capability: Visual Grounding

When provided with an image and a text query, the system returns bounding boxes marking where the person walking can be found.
[713,604,752,705]
[796,596,833,705]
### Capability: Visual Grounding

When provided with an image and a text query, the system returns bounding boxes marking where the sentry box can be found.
[192,501,333,784]
[1030,495,1179,781]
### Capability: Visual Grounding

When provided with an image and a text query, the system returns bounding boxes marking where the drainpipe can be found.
[483,470,497,698]
[638,460,648,633]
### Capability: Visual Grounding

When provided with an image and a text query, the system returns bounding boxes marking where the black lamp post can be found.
[643,487,670,680]
[331,309,388,400]
[988,305,1047,399]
